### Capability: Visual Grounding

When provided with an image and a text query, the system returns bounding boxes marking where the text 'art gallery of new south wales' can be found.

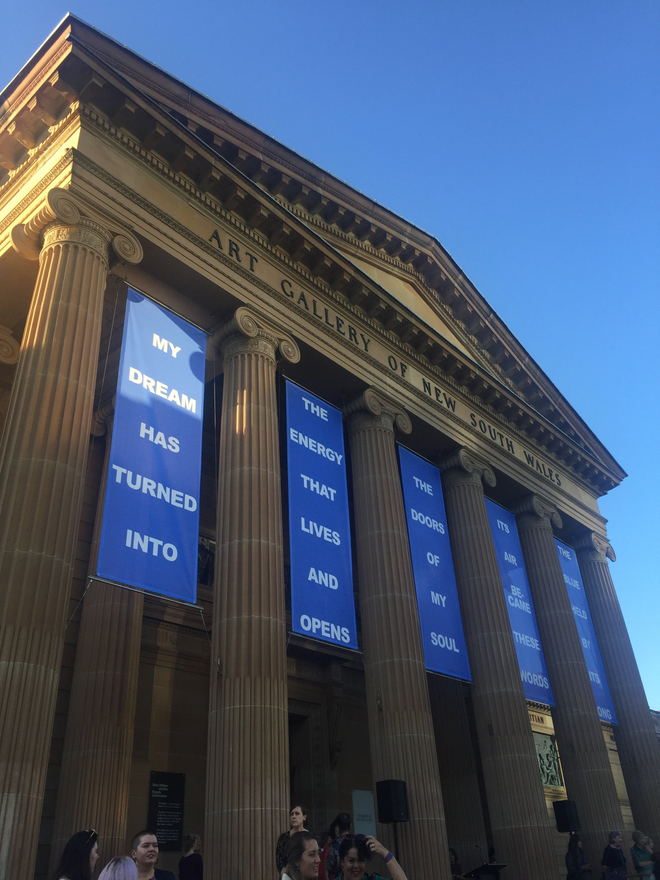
[1,16,659,880]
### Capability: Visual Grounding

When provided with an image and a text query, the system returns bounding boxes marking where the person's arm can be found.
[365,836,408,880]
[630,847,648,870]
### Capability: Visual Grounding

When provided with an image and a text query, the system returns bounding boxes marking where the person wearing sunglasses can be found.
[336,834,409,880]
[50,829,99,880]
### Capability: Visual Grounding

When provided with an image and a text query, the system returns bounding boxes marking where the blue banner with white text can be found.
[398,446,470,680]
[485,499,555,705]
[286,380,357,648]
[96,289,206,603]
[555,538,617,723]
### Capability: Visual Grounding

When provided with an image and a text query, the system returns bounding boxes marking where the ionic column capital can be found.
[513,493,562,530]
[575,531,616,563]
[438,446,496,489]
[213,305,301,363]
[344,387,412,436]
[0,325,20,365]
[10,187,143,265]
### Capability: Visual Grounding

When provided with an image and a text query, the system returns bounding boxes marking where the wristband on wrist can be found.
[384,852,394,864]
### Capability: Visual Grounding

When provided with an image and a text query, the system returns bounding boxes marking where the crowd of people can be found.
[565,829,659,880]
[51,829,202,880]
[50,810,659,880]
[275,804,408,880]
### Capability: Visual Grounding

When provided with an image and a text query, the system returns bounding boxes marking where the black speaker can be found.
[376,779,409,824]
[553,799,580,833]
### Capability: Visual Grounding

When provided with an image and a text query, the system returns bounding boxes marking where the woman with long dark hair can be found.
[449,848,464,880]
[50,829,99,880]
[323,813,351,880]
[281,831,321,880]
[566,835,592,879]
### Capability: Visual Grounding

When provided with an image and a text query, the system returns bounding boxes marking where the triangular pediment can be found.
[0,14,626,496]
[333,247,491,366]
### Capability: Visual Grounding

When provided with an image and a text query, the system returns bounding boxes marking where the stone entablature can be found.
[0,24,624,500]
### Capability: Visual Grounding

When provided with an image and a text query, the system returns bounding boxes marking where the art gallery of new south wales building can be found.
[1,16,658,880]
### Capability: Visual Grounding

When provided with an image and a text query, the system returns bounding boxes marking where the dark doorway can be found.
[288,700,326,834]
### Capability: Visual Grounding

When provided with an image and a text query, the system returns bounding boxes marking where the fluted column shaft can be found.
[516,496,623,862]
[206,308,299,880]
[576,533,660,835]
[346,389,450,880]
[0,219,112,878]
[50,415,144,870]
[440,451,556,880]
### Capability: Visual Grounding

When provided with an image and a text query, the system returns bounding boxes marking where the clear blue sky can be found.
[3,2,659,705]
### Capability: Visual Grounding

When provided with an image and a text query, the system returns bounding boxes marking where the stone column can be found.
[439,448,556,880]
[345,388,451,880]
[50,405,144,871]
[205,306,299,880]
[515,495,623,862]
[576,532,660,834]
[0,189,142,878]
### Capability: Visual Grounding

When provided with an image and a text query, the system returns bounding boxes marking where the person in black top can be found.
[178,834,202,880]
[276,805,309,872]
[566,835,592,879]
[601,831,627,880]
[449,848,464,880]
[131,831,176,880]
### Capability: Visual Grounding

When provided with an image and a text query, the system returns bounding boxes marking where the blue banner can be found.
[398,446,470,680]
[286,381,357,648]
[555,538,617,723]
[97,289,206,603]
[485,499,555,705]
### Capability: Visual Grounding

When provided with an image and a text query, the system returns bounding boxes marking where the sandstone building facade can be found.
[1,16,659,880]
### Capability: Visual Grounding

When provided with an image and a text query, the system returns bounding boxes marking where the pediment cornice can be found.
[0,19,626,496]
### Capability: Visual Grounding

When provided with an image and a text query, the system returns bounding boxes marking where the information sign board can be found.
[147,770,185,851]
